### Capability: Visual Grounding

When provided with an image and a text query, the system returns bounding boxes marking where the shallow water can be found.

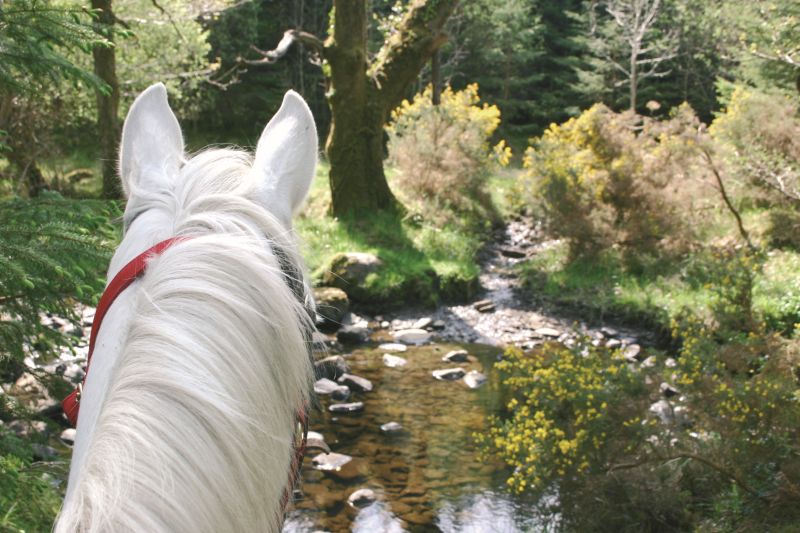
[283,342,554,532]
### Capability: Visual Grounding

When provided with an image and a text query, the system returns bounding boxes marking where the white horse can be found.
[55,83,318,532]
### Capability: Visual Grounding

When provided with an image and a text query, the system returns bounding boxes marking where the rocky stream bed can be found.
[3,217,660,531]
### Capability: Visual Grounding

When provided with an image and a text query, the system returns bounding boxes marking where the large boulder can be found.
[321,253,383,301]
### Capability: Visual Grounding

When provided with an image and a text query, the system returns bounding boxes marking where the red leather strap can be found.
[62,237,187,426]
[61,233,310,511]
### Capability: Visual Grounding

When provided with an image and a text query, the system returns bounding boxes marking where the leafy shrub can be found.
[523,103,712,259]
[766,208,800,250]
[0,428,63,533]
[0,193,120,379]
[710,86,800,208]
[483,320,800,530]
[387,84,512,221]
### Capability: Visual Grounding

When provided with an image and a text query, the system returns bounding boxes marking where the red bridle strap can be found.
[62,236,188,426]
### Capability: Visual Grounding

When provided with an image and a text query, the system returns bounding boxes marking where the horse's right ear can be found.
[119,83,184,197]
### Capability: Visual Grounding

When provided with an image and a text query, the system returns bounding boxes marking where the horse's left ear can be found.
[119,83,184,197]
[253,90,318,225]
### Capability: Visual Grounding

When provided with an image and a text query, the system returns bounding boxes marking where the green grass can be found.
[519,237,800,340]
[296,160,496,307]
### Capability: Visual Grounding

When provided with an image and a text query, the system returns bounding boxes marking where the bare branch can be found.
[149,0,184,41]
[701,146,756,250]
[243,29,325,66]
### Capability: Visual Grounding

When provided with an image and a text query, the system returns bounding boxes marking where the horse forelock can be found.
[57,148,315,533]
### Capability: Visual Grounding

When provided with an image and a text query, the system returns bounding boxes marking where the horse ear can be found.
[253,90,318,225]
[119,83,184,197]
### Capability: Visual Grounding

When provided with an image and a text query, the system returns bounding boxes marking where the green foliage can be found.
[0,0,108,93]
[523,103,710,260]
[484,320,800,530]
[710,86,800,208]
[480,341,646,493]
[387,84,511,224]
[455,0,587,138]
[0,428,62,533]
[296,161,487,307]
[715,0,800,93]
[0,193,120,373]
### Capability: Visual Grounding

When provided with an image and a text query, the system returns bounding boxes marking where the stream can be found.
[283,218,650,531]
[7,217,652,532]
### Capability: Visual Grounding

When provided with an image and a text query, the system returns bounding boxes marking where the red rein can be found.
[62,236,188,426]
[61,235,309,510]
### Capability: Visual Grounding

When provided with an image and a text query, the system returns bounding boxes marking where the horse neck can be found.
[66,210,176,494]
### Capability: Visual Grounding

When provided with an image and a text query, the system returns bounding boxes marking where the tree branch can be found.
[243,29,325,66]
[370,0,460,113]
[701,146,755,251]
[609,451,761,498]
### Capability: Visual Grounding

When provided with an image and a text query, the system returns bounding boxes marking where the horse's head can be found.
[57,85,319,533]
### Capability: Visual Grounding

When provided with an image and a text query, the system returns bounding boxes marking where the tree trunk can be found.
[630,48,637,112]
[325,2,397,217]
[431,49,441,106]
[325,0,456,217]
[92,0,121,199]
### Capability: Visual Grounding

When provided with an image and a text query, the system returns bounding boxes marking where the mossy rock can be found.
[320,252,384,301]
[313,286,350,325]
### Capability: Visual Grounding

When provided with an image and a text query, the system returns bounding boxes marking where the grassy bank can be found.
[296,161,516,309]
[518,212,800,342]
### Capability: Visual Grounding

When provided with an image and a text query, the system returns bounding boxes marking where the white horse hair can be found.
[55,84,318,532]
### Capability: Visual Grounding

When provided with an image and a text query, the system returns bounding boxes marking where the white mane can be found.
[56,86,317,533]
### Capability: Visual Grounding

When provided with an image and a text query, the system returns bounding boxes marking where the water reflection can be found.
[285,342,546,531]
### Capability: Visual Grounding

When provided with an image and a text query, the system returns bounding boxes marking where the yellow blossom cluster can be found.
[479,341,640,493]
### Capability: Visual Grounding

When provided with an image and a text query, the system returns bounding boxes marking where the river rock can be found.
[60,428,76,446]
[31,443,57,461]
[606,339,622,349]
[432,368,466,381]
[382,354,407,368]
[463,370,487,389]
[535,327,561,338]
[314,355,350,381]
[649,399,674,425]
[329,402,364,414]
[442,349,469,363]
[320,253,383,302]
[600,326,619,338]
[380,421,404,434]
[336,325,370,345]
[314,378,351,401]
[412,317,433,330]
[314,286,349,328]
[9,372,57,415]
[660,382,679,398]
[474,300,495,313]
[348,488,377,508]
[623,344,643,362]
[378,342,407,353]
[431,319,446,330]
[338,373,373,392]
[500,247,526,258]
[311,331,342,353]
[306,432,331,453]
[312,452,352,471]
[393,329,431,345]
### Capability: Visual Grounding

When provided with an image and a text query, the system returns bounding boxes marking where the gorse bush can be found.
[523,103,714,260]
[387,84,511,222]
[0,193,119,380]
[485,324,800,530]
